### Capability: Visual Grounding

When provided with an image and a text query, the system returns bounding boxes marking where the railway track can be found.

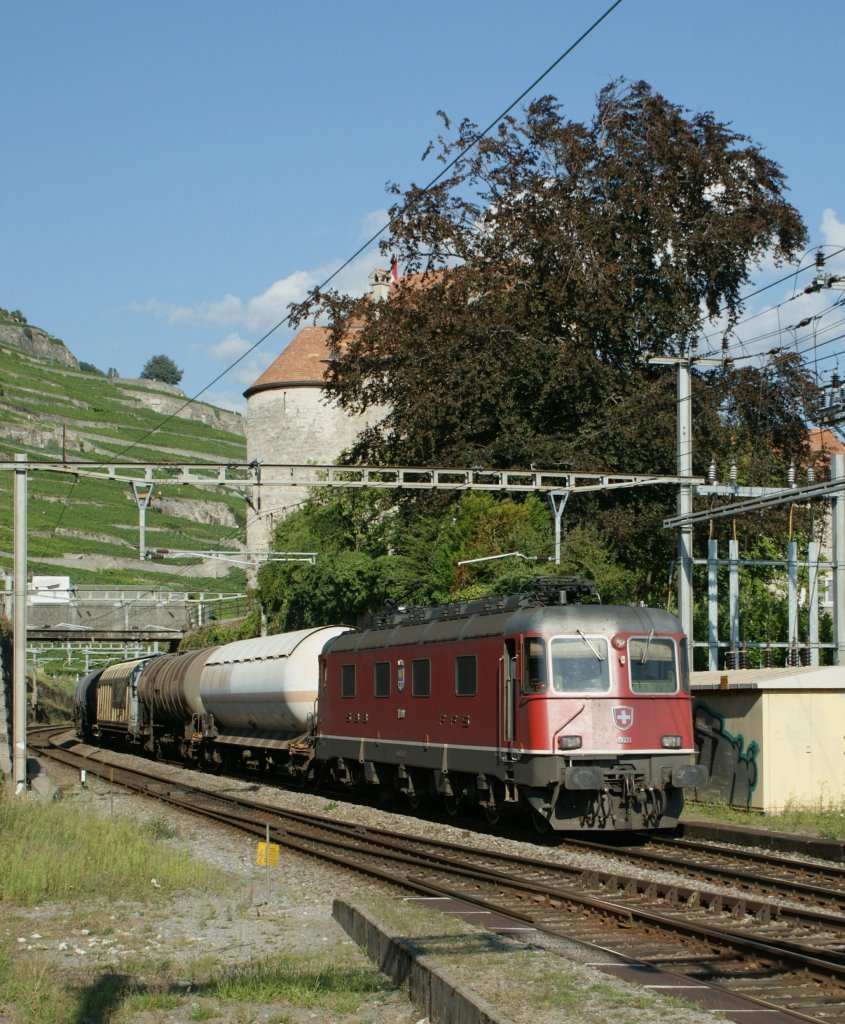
[31,728,845,1024]
[564,833,845,914]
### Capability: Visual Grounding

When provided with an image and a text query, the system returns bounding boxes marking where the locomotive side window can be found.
[374,661,391,697]
[455,655,477,696]
[550,637,610,692]
[341,664,356,698]
[523,637,548,693]
[628,636,678,694]
[411,659,431,697]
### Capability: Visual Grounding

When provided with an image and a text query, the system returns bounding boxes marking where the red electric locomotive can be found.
[316,583,706,830]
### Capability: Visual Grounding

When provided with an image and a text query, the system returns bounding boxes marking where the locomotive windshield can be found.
[550,636,610,693]
[628,636,678,694]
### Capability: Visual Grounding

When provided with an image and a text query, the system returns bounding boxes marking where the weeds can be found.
[0,793,227,905]
[688,798,845,840]
[1,945,391,1024]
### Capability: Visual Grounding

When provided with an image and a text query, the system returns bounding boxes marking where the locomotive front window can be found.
[455,655,477,696]
[523,637,547,693]
[341,663,356,698]
[550,636,610,692]
[628,636,678,694]
[374,661,391,697]
[411,658,431,697]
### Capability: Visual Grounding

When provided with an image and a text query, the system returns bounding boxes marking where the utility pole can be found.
[13,454,27,796]
[131,481,153,560]
[547,490,570,564]
[650,349,722,667]
[833,454,845,665]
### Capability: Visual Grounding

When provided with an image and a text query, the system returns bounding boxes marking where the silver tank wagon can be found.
[138,647,220,727]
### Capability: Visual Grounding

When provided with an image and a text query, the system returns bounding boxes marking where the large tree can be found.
[289,80,816,603]
[294,80,807,472]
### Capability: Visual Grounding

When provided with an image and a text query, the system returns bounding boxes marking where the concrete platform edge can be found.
[332,898,516,1024]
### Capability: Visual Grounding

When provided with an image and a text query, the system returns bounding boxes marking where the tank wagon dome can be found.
[200,625,352,741]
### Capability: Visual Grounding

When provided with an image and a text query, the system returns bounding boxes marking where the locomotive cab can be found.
[505,617,707,829]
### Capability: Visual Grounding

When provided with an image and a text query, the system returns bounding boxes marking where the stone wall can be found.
[245,386,386,553]
[115,380,244,434]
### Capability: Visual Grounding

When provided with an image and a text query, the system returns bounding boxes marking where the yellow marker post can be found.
[257,825,279,904]
[256,841,279,866]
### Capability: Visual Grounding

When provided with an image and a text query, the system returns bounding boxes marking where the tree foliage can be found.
[257,490,637,630]
[296,80,807,473]
[283,80,817,605]
[78,361,105,376]
[140,353,183,385]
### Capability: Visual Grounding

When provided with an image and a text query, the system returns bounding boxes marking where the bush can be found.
[140,354,183,385]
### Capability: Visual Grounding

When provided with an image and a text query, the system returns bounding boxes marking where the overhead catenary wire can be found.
[24,0,628,598]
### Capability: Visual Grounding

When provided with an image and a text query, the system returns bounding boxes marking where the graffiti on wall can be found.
[693,701,759,807]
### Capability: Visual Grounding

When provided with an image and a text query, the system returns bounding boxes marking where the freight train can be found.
[73,581,706,831]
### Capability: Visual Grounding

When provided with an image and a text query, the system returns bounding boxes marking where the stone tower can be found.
[244,330,387,559]
[244,269,395,562]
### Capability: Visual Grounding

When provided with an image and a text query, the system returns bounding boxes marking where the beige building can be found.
[243,270,391,558]
[692,667,845,811]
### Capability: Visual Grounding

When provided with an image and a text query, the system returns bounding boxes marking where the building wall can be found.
[245,385,385,554]
[692,668,845,812]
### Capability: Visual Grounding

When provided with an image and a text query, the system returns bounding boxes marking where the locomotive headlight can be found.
[558,735,582,750]
[661,734,682,749]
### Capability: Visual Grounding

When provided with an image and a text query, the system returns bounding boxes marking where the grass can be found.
[0,942,72,1024]
[0,944,395,1024]
[184,952,387,1009]
[0,338,249,594]
[0,791,400,1023]
[688,798,845,839]
[0,794,226,905]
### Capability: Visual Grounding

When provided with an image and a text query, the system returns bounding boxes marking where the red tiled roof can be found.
[244,326,332,396]
[243,268,442,398]
[809,427,845,456]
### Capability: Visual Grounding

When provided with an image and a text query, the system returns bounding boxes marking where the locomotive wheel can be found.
[531,808,551,834]
[443,794,460,816]
[483,802,501,826]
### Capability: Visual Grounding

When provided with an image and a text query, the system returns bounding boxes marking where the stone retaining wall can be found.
[333,899,515,1024]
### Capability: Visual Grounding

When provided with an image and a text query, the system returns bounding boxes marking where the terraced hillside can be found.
[0,332,250,592]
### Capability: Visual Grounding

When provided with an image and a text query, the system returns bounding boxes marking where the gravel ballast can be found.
[3,747,740,1024]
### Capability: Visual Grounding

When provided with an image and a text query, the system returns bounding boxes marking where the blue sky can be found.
[3,1,844,413]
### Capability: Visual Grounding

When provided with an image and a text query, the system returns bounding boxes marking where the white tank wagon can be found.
[200,627,351,747]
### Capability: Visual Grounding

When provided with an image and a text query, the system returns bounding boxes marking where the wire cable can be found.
[27,0,628,584]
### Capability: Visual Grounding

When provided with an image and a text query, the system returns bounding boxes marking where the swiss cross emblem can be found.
[612,705,634,730]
